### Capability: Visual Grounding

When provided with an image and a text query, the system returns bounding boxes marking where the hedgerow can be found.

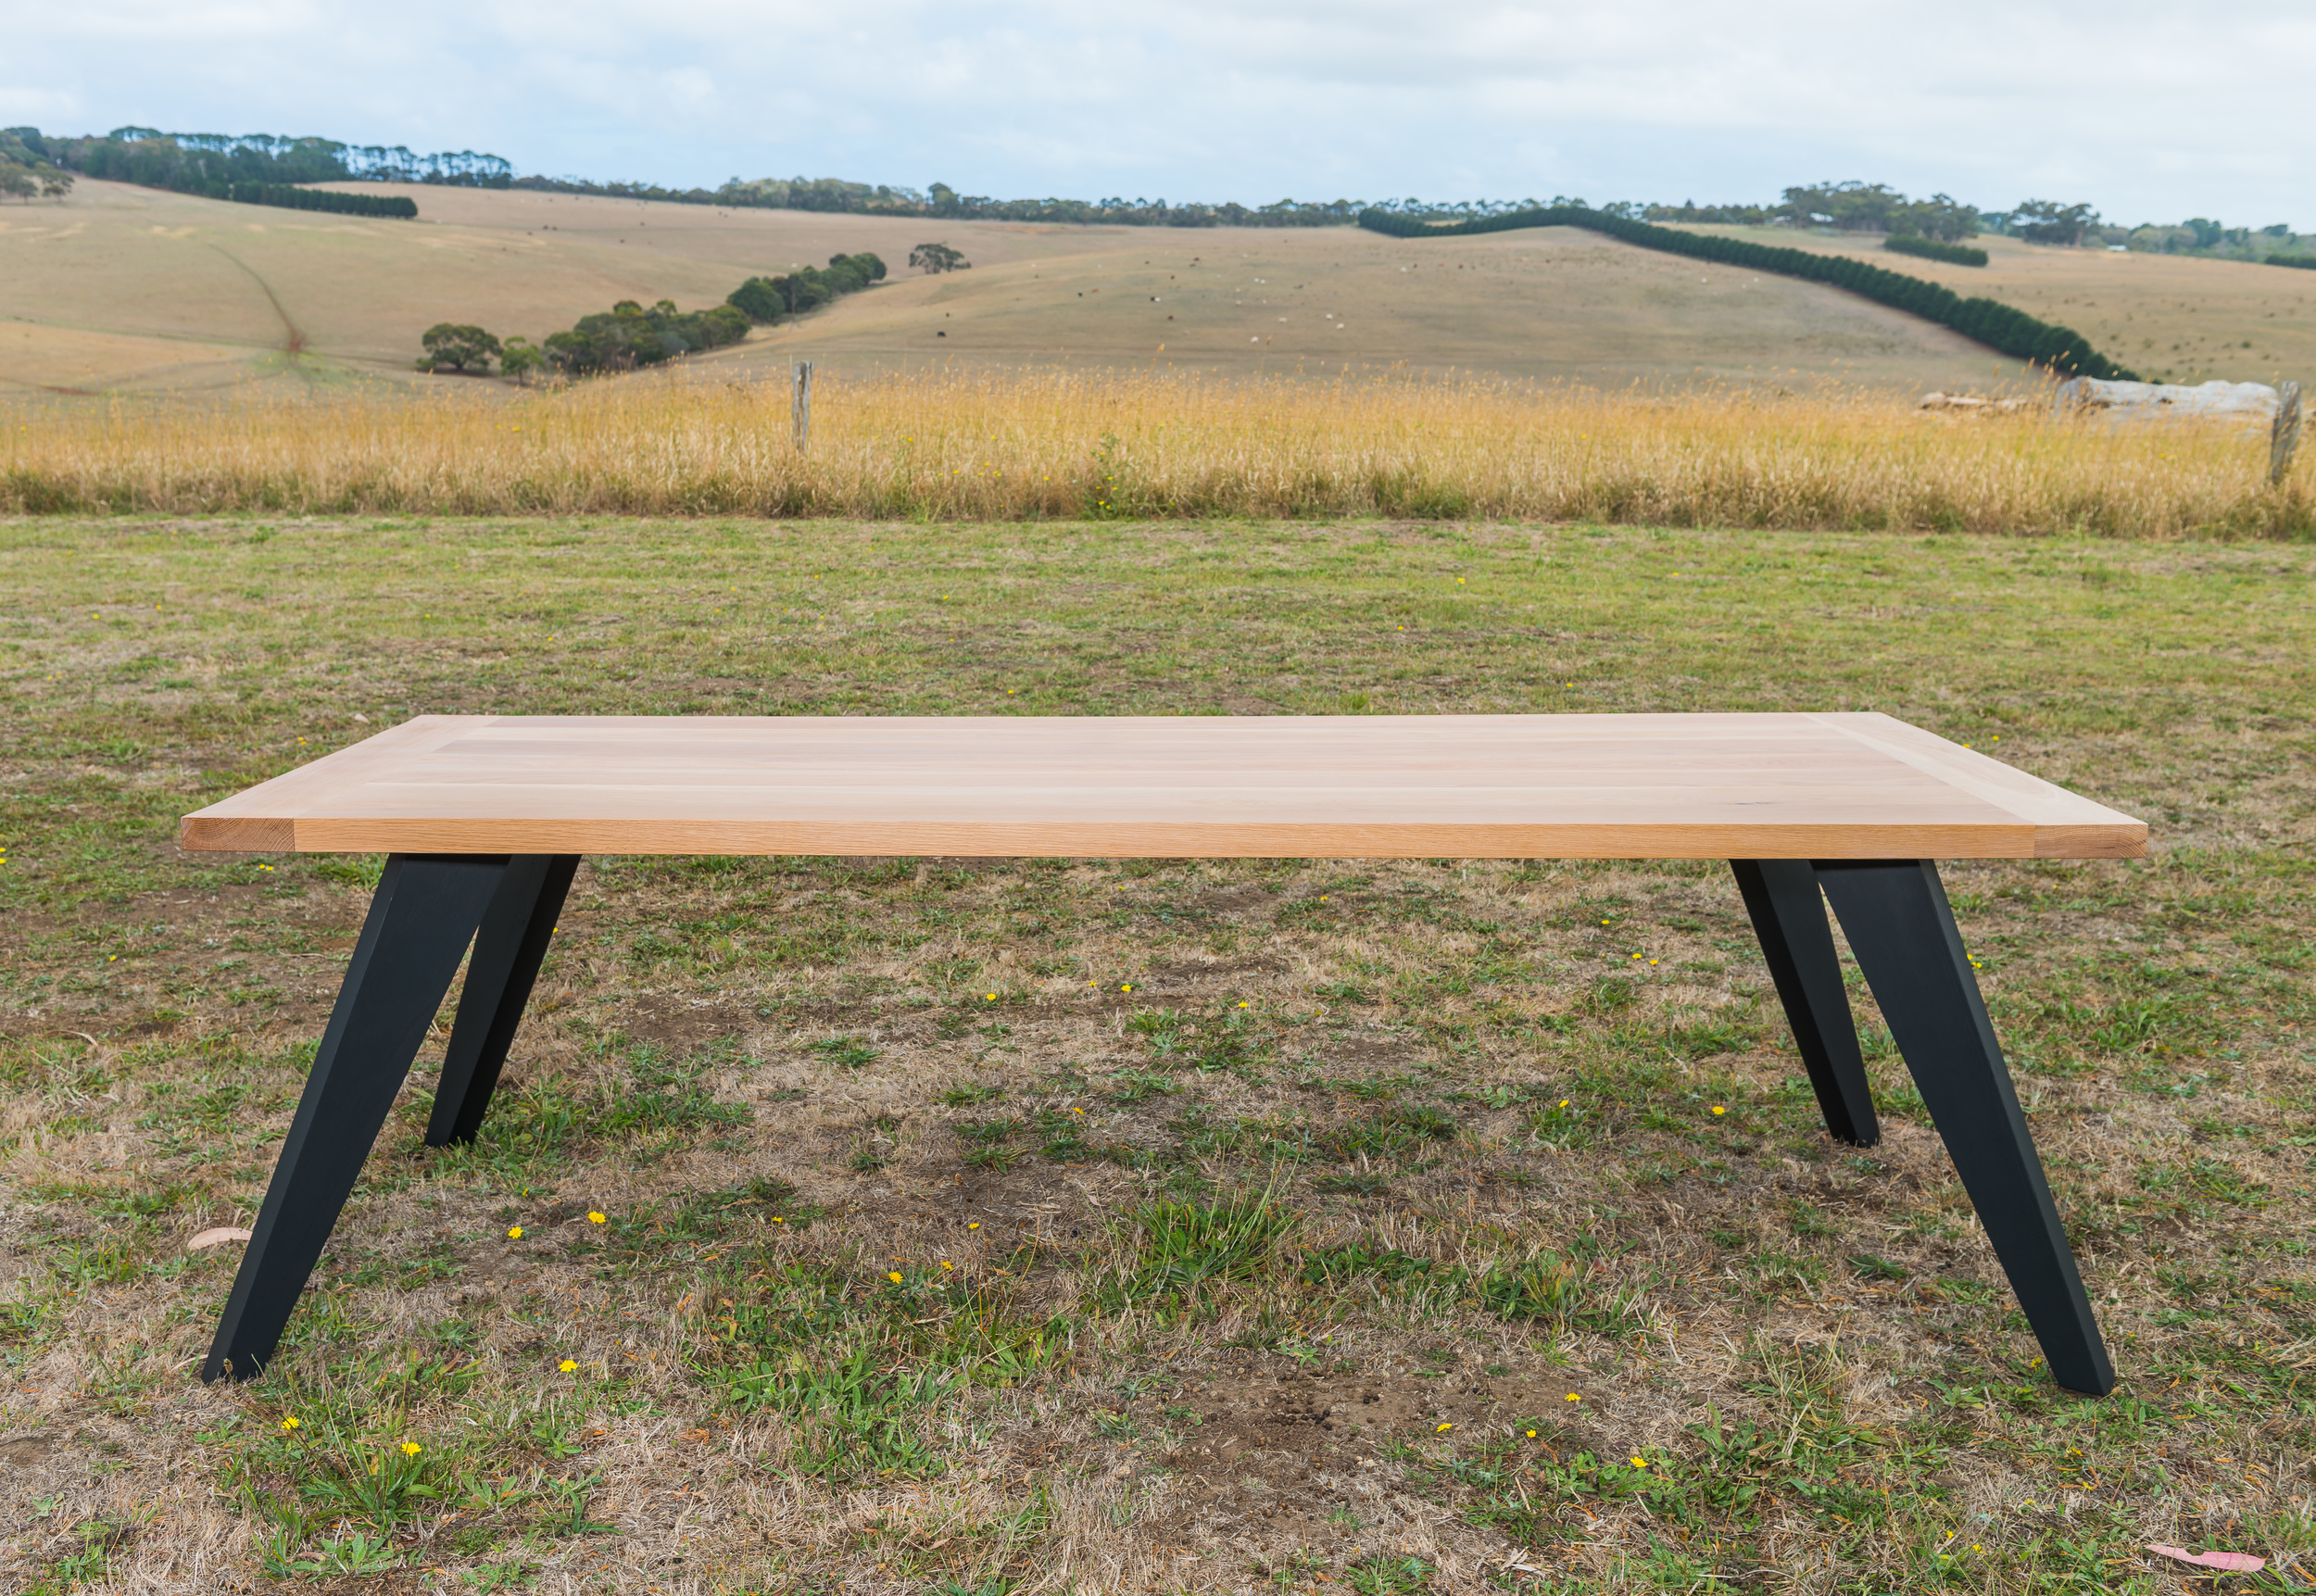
[1882,234,1987,267]
[223,182,416,220]
[1359,206,2135,380]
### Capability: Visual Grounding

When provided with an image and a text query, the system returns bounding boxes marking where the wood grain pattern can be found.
[178,713,2147,860]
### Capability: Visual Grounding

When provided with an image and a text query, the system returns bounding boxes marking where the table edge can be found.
[177,814,2150,860]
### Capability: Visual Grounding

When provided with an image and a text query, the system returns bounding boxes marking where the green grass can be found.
[0,517,2311,1590]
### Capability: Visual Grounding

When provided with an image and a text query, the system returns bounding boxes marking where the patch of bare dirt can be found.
[618,994,759,1049]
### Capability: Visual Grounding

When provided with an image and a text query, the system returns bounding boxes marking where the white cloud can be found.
[4,0,2311,224]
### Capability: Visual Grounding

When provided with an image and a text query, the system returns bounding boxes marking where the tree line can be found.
[19,121,2300,261]
[1883,234,1988,267]
[6,125,510,214]
[725,252,887,320]
[420,253,889,379]
[221,182,415,218]
[510,170,1376,229]
[1357,206,2138,381]
[1646,183,1982,242]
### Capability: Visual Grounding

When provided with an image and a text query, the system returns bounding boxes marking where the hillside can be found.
[1678,225,2316,387]
[5,180,2312,400]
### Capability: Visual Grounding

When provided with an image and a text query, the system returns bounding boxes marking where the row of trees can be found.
[418,251,892,379]
[540,301,751,375]
[510,171,1380,229]
[725,252,887,321]
[220,182,415,218]
[1358,205,2138,381]
[1643,185,2121,247]
[511,162,2292,259]
[9,126,510,196]
[2113,220,2304,259]
[1770,182,1983,241]
[416,299,755,380]
[26,121,2293,262]
[1884,233,1988,267]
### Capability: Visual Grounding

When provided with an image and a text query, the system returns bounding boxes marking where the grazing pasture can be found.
[8,180,2316,400]
[0,517,2310,1592]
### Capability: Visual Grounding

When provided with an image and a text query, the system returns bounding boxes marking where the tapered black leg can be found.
[427,854,579,1147]
[1731,860,1880,1148]
[205,854,510,1382]
[1814,859,2114,1396]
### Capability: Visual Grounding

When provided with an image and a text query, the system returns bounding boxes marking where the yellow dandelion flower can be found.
[1631,1456,1647,1469]
[1436,1423,1453,1433]
[281,1416,300,1432]
[940,1261,954,1270]
[588,1211,606,1224]
[1567,1392,1580,1401]
[888,1271,904,1283]
[402,1441,422,1457]
[967,1221,981,1229]
[560,1359,578,1372]
[507,1225,523,1239]
[1711,1105,1726,1116]
[1526,1428,1538,1438]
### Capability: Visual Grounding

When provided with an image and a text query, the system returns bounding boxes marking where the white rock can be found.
[2055,377,2280,421]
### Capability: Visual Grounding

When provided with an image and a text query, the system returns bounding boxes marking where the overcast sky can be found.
[7,0,2311,226]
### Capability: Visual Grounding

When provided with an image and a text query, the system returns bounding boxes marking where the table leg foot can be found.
[426,854,579,1147]
[1731,859,1880,1147]
[204,854,510,1382]
[1814,859,2115,1397]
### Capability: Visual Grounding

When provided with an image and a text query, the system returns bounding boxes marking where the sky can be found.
[6,0,2313,227]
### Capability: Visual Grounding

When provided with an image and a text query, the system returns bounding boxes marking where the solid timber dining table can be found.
[180,712,2146,1394]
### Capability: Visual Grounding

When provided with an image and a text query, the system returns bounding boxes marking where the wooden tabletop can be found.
[178,713,2146,860]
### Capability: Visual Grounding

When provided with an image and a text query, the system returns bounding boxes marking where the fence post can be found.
[2271,380,2302,487]
[793,361,813,455]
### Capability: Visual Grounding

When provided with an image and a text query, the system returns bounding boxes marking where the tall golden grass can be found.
[5,368,2308,535]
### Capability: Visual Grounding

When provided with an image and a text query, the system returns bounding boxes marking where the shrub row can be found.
[1882,233,1987,267]
[726,253,887,322]
[224,182,416,219]
[417,251,888,379]
[1359,206,2136,380]
[2265,254,2316,272]
[542,299,751,376]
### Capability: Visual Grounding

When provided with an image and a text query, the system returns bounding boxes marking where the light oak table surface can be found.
[180,712,2146,861]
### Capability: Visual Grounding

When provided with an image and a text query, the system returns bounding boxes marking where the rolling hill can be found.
[5,179,2312,401]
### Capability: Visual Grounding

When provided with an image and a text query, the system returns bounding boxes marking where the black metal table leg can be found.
[1814,859,2115,1396]
[204,854,510,1382]
[427,854,579,1147]
[1731,859,1880,1148]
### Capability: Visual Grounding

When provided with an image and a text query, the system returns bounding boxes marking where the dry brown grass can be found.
[6,368,2313,536]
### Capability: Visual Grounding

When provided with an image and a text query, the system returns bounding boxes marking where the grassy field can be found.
[0,515,2311,1593]
[9,181,2316,401]
[1694,228,2316,391]
[6,370,2313,538]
